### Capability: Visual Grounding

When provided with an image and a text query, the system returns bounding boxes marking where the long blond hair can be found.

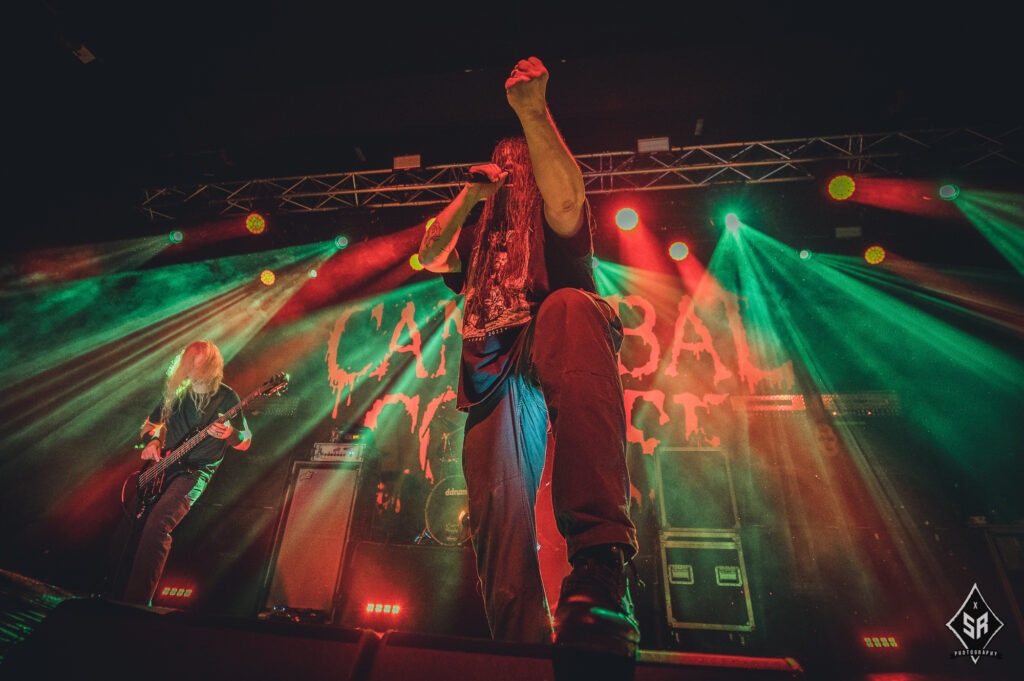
[160,340,224,422]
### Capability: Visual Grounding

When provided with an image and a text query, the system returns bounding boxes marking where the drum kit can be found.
[417,429,471,546]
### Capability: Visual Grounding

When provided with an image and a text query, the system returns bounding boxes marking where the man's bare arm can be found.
[505,57,585,238]
[417,165,507,272]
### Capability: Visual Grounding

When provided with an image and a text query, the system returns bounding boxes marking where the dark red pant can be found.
[461,288,637,644]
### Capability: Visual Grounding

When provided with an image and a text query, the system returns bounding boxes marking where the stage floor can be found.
[0,568,1017,681]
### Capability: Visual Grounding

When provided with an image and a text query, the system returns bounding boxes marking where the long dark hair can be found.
[469,137,543,284]
[476,137,542,233]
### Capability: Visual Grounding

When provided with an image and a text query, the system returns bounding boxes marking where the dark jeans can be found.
[462,288,637,644]
[120,472,205,606]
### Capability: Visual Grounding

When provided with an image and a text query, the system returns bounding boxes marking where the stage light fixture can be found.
[724,213,741,232]
[828,174,856,200]
[168,230,184,244]
[393,154,421,170]
[152,579,196,607]
[637,136,670,153]
[668,241,689,261]
[864,245,886,265]
[246,212,267,234]
[260,269,276,286]
[862,635,900,649]
[307,268,319,278]
[938,183,960,201]
[615,208,639,231]
[335,235,351,250]
[364,602,402,616]
[799,249,813,260]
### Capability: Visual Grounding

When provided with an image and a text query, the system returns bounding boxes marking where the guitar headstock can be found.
[259,372,290,397]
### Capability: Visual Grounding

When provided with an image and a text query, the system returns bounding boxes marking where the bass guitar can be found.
[130,371,289,518]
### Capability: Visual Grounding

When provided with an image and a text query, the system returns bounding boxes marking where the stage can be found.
[2,568,1020,681]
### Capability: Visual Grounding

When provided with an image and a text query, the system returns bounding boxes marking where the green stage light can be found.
[168,230,184,244]
[938,184,960,201]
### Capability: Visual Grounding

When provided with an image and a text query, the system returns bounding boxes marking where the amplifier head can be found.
[311,442,365,462]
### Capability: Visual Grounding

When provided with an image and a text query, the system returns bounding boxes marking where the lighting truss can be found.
[140,127,1021,222]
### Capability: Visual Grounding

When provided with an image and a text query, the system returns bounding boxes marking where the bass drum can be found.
[424,475,471,546]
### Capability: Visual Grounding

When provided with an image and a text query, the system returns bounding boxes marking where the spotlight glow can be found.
[616,208,640,231]
[725,213,741,232]
[246,212,267,234]
[828,174,856,200]
[864,245,886,265]
[260,269,277,285]
[168,230,184,244]
[335,235,351,249]
[668,241,689,261]
[938,184,960,201]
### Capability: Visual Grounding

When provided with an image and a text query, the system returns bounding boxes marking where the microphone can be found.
[464,169,493,184]
[463,169,514,187]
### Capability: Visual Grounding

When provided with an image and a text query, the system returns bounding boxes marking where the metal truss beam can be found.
[140,127,1021,222]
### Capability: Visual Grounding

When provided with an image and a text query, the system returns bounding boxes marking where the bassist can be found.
[112,339,252,607]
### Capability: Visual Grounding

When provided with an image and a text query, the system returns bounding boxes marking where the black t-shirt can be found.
[148,384,244,477]
[443,201,597,410]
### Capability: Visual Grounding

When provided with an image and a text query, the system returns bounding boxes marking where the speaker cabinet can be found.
[655,447,738,531]
[262,461,362,619]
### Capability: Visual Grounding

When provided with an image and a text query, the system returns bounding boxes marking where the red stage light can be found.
[615,207,640,231]
[152,582,196,607]
[364,602,402,616]
[668,241,689,261]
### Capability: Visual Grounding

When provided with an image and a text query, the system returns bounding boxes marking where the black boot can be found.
[552,544,640,680]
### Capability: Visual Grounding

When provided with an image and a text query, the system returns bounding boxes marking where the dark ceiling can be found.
[11,0,1022,249]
